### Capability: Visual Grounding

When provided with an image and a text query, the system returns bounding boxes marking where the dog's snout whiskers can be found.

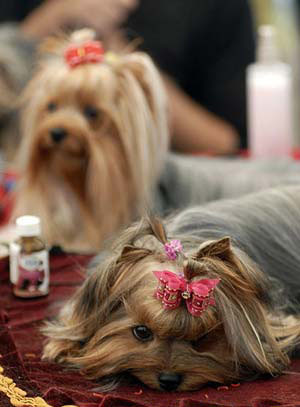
[50,127,68,143]
[158,372,182,391]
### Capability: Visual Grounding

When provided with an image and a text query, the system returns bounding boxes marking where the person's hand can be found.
[21,0,139,40]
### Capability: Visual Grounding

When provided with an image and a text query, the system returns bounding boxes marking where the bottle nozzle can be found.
[257,25,279,64]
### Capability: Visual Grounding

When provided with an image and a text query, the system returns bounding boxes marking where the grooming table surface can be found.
[0,254,300,407]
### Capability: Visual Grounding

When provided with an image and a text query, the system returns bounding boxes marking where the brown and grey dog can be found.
[43,185,300,391]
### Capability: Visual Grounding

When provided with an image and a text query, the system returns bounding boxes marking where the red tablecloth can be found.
[1,254,300,407]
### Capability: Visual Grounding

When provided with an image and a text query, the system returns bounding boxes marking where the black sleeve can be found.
[127,0,256,149]
[126,0,194,85]
[185,0,256,148]
[0,0,43,23]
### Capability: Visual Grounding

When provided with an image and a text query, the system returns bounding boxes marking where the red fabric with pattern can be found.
[0,252,300,407]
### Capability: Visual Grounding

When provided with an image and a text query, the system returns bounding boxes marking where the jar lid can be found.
[16,216,41,237]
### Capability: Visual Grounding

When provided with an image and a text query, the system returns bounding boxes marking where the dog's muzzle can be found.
[158,372,182,391]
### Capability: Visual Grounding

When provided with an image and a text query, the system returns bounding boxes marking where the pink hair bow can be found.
[64,40,104,68]
[153,270,220,317]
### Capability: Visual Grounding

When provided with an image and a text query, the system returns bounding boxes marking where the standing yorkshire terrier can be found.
[43,185,300,391]
[10,29,300,254]
[12,29,168,253]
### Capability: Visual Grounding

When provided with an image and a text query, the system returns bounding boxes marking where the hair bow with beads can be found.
[153,270,220,317]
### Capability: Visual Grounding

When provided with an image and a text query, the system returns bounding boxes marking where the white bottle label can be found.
[9,244,49,297]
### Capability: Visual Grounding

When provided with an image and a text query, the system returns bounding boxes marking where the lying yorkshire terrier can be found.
[43,185,300,391]
[12,28,168,253]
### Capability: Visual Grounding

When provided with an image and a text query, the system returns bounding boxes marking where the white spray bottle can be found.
[247,25,293,157]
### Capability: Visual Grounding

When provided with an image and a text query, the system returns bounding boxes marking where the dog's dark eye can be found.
[47,102,57,112]
[84,105,99,120]
[132,325,153,342]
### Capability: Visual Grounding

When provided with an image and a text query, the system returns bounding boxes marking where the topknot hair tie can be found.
[64,40,105,68]
[164,239,182,260]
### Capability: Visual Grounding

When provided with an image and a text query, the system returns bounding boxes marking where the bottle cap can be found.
[16,216,41,237]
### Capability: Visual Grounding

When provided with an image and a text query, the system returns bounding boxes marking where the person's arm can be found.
[164,75,239,154]
[20,0,66,39]
[20,0,138,40]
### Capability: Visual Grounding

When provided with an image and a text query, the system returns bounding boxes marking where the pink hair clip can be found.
[64,40,104,68]
[153,270,220,317]
[164,239,182,260]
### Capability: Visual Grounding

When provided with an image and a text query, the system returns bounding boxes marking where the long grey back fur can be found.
[165,185,300,309]
[156,154,300,214]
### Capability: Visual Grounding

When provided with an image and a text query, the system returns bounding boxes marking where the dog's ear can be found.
[119,53,159,112]
[196,237,232,261]
[116,52,168,133]
[197,241,297,379]
[111,51,168,200]
[214,254,294,379]
[118,244,152,263]
[184,237,232,280]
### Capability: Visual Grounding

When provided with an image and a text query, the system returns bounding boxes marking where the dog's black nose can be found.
[158,373,182,391]
[50,128,67,143]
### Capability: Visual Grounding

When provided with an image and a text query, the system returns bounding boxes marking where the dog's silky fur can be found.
[10,29,300,254]
[12,29,168,252]
[156,153,300,214]
[43,185,300,391]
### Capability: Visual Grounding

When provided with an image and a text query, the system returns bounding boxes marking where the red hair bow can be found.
[64,40,104,68]
[153,270,220,317]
